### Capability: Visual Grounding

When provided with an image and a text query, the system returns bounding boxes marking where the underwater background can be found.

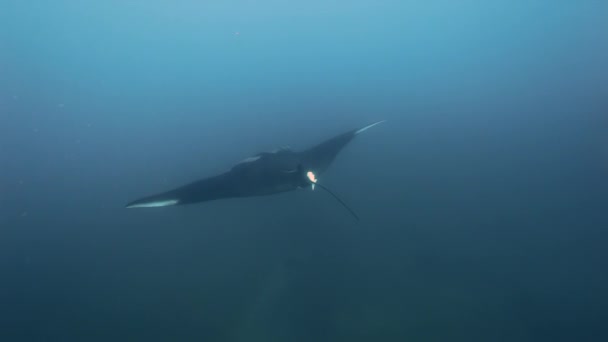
[1,1,607,341]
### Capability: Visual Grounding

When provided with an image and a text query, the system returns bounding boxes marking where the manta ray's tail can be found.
[314,182,360,221]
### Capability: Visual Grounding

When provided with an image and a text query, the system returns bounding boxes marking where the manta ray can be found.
[125,120,385,219]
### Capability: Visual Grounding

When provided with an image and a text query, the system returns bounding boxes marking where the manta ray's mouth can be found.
[306,171,318,183]
[306,170,318,190]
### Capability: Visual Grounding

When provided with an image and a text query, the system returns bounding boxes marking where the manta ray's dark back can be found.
[125,120,385,210]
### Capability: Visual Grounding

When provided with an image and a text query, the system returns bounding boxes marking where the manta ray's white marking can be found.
[126,199,179,208]
[355,120,386,135]
[238,155,261,164]
[271,145,292,153]
[237,145,291,166]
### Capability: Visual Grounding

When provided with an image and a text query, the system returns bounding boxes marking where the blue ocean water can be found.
[1,1,607,341]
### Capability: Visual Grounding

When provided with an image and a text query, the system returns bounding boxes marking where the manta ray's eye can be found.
[306,171,317,183]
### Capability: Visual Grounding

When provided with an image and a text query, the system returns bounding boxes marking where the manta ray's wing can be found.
[125,121,385,210]
[125,173,238,208]
[126,150,303,208]
[300,120,385,175]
